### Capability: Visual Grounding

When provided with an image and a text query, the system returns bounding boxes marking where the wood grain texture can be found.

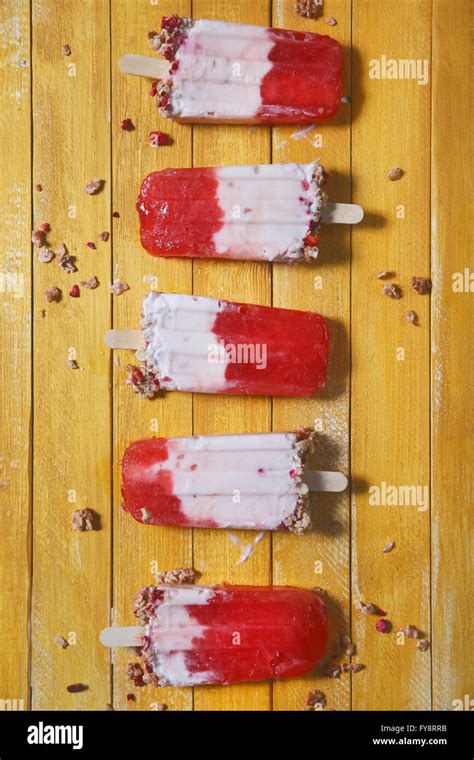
[31,0,112,709]
[351,0,432,711]
[271,0,351,712]
[191,0,273,713]
[111,0,193,712]
[431,0,474,712]
[0,0,31,710]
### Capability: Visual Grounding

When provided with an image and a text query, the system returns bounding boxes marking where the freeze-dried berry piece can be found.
[72,508,97,531]
[412,276,432,295]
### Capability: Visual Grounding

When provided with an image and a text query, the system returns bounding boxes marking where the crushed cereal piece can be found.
[307,689,326,708]
[80,276,99,289]
[400,624,419,639]
[104,703,115,711]
[375,619,390,633]
[54,635,69,649]
[32,229,46,247]
[412,276,432,295]
[350,662,364,673]
[356,601,378,615]
[325,16,337,26]
[85,177,105,195]
[69,284,80,298]
[405,310,418,324]
[61,43,72,56]
[44,286,61,303]
[126,364,159,399]
[120,117,134,131]
[417,639,430,652]
[86,241,97,250]
[387,166,403,181]
[67,683,88,693]
[68,358,79,370]
[110,279,129,296]
[72,508,97,531]
[149,130,170,147]
[376,270,393,280]
[155,567,196,585]
[383,283,402,299]
[38,246,54,264]
[98,231,110,242]
[383,541,395,553]
[294,0,322,19]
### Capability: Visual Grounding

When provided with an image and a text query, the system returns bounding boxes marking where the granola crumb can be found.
[32,229,46,247]
[154,703,168,711]
[72,508,97,531]
[400,625,419,639]
[126,662,144,681]
[38,246,54,263]
[104,703,115,711]
[350,662,364,673]
[356,601,379,615]
[405,310,417,325]
[67,683,87,693]
[341,95,351,104]
[376,270,394,280]
[54,635,69,649]
[375,619,391,633]
[126,364,159,399]
[417,639,430,652]
[412,276,432,295]
[109,279,129,296]
[80,276,99,290]
[383,541,395,553]
[44,286,61,303]
[120,117,134,131]
[307,689,326,708]
[98,231,110,242]
[294,0,322,20]
[69,284,80,298]
[56,244,77,273]
[387,166,403,181]
[325,663,341,679]
[35,183,43,192]
[383,283,402,299]
[61,43,72,56]
[325,16,337,25]
[341,635,356,656]
[84,177,105,195]
[155,567,196,585]
[67,358,79,370]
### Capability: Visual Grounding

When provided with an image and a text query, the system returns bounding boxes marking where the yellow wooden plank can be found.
[270,0,351,712]
[111,0,193,712]
[0,0,31,710]
[192,0,273,712]
[431,0,474,711]
[351,0,432,710]
[31,0,112,709]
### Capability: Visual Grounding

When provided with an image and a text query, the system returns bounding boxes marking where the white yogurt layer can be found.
[170,20,273,120]
[213,162,321,261]
[141,292,227,393]
[146,585,215,686]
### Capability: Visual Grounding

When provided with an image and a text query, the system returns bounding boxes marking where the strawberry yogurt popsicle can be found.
[120,16,343,124]
[122,430,317,534]
[122,291,329,398]
[101,584,329,687]
[138,160,328,262]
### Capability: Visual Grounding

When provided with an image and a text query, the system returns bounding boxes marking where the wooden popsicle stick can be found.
[118,53,169,80]
[105,329,142,350]
[321,202,364,224]
[100,626,144,648]
[304,471,348,493]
